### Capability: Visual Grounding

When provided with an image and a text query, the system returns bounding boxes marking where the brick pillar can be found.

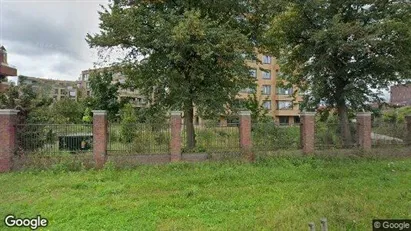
[356,112,372,150]
[406,115,411,146]
[170,111,182,162]
[239,111,253,161]
[300,112,315,154]
[0,110,18,173]
[92,110,108,169]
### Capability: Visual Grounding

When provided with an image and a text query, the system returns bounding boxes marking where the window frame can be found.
[262,85,271,95]
[276,87,293,95]
[262,55,271,64]
[277,100,293,110]
[263,100,272,110]
[262,70,271,80]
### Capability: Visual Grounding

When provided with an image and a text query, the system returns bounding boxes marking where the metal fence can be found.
[107,123,170,155]
[252,123,300,151]
[15,124,93,155]
[315,122,358,149]
[371,122,407,147]
[182,123,240,153]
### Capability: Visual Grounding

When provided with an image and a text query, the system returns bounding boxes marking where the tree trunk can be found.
[184,103,196,149]
[337,104,352,147]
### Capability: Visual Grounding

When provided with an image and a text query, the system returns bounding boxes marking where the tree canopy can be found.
[87,0,280,148]
[88,70,121,121]
[266,0,411,145]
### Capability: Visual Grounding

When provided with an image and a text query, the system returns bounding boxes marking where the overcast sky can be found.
[1,0,109,81]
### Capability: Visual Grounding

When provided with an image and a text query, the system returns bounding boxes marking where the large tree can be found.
[88,70,121,121]
[266,0,411,146]
[87,0,280,148]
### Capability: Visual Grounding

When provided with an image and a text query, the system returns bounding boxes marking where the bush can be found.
[119,104,138,143]
[252,123,300,149]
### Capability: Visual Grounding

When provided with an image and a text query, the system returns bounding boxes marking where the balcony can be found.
[0,64,17,77]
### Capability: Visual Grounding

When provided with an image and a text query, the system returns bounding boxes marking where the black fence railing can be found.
[107,123,170,155]
[182,123,240,153]
[315,122,358,149]
[252,122,300,151]
[15,124,93,155]
[372,122,407,147]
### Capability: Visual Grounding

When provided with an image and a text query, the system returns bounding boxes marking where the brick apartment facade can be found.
[0,45,18,93]
[390,84,411,106]
[79,68,148,108]
[18,76,79,101]
[80,53,303,124]
[238,53,303,124]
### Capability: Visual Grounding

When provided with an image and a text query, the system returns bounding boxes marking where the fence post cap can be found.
[0,109,19,115]
[92,110,107,115]
[356,112,372,116]
[238,111,251,116]
[170,111,182,116]
[299,112,316,116]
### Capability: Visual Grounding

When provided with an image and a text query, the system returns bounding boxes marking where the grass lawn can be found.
[1,155,411,230]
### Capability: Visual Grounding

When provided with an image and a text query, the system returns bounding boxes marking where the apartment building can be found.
[237,54,303,124]
[0,45,18,93]
[18,76,79,101]
[79,68,148,108]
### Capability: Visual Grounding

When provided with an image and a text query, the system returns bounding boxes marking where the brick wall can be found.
[300,112,315,154]
[92,110,108,168]
[0,110,18,172]
[239,111,253,161]
[356,112,372,149]
[170,111,182,162]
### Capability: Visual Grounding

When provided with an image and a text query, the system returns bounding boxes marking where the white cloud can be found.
[1,0,107,81]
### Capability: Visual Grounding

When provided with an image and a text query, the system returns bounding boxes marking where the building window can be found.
[279,116,289,125]
[249,69,257,78]
[277,101,293,110]
[262,70,271,79]
[294,116,300,124]
[277,87,293,95]
[54,89,58,95]
[83,74,89,81]
[263,100,271,110]
[262,85,271,95]
[262,55,271,64]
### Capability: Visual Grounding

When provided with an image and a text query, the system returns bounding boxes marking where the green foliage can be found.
[232,92,271,123]
[88,70,120,121]
[252,123,300,150]
[86,0,281,147]
[50,99,86,124]
[119,103,138,143]
[82,107,93,123]
[266,0,411,142]
[382,106,411,123]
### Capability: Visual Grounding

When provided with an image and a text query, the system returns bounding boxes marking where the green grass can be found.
[1,156,411,230]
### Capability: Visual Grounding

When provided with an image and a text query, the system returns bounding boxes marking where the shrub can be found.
[119,104,138,143]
